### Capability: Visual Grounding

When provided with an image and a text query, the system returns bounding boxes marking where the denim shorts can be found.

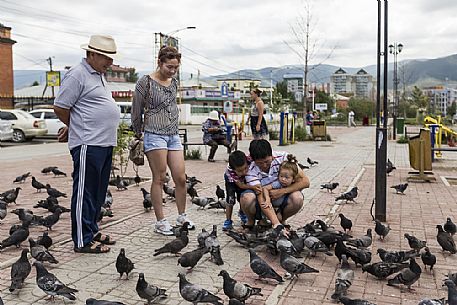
[143,132,183,153]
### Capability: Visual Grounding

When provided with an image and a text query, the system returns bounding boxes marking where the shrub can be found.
[269,131,279,140]
[396,135,408,144]
[294,125,307,141]
[184,148,202,160]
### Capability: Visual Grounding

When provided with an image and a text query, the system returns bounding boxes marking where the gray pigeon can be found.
[418,299,446,305]
[103,190,113,209]
[445,217,457,235]
[45,184,66,198]
[178,247,208,273]
[191,196,216,209]
[29,238,58,264]
[446,271,457,285]
[421,247,436,271]
[37,232,53,250]
[13,172,30,183]
[51,168,67,177]
[404,233,426,253]
[0,201,7,223]
[86,298,126,305]
[215,185,225,200]
[41,166,58,174]
[178,273,223,305]
[197,228,210,248]
[153,229,189,256]
[34,262,78,300]
[331,255,354,300]
[115,175,128,191]
[218,270,262,302]
[320,182,339,193]
[115,248,134,279]
[0,222,29,249]
[0,187,21,204]
[443,279,457,305]
[204,225,223,265]
[374,220,391,240]
[346,229,372,249]
[362,261,409,279]
[31,176,46,192]
[207,199,228,211]
[335,187,358,203]
[279,248,319,278]
[39,209,62,231]
[338,296,376,305]
[9,249,31,292]
[437,225,456,254]
[390,183,408,194]
[248,249,284,283]
[276,232,298,255]
[387,258,422,291]
[303,235,332,256]
[140,188,152,211]
[136,273,167,304]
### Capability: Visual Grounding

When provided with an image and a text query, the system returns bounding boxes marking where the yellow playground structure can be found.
[424,115,457,158]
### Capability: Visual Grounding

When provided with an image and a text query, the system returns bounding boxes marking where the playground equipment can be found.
[424,115,457,160]
[279,112,298,146]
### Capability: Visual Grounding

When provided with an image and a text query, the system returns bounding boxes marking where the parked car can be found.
[29,109,65,136]
[0,109,47,142]
[0,119,13,142]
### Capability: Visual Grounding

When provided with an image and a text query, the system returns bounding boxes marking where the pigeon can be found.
[338,296,376,305]
[31,176,47,192]
[51,168,67,177]
[86,299,126,305]
[0,187,21,204]
[228,299,245,305]
[0,201,6,223]
[37,232,53,250]
[115,248,134,280]
[41,166,58,174]
[34,261,78,300]
[418,299,446,305]
[362,261,409,279]
[387,258,422,291]
[279,248,319,278]
[307,157,319,166]
[446,271,457,285]
[185,175,201,184]
[34,196,59,208]
[216,185,225,200]
[248,249,284,283]
[339,213,352,232]
[39,208,62,230]
[444,217,457,235]
[12,208,42,225]
[335,187,358,203]
[34,200,70,214]
[29,238,58,264]
[140,188,153,211]
[404,233,427,253]
[197,228,210,248]
[421,247,436,271]
[346,247,372,267]
[386,159,396,175]
[204,226,224,265]
[443,279,457,305]
[45,184,67,198]
[116,175,128,190]
[346,229,372,248]
[98,206,114,222]
[303,235,332,256]
[178,272,223,305]
[136,273,167,304]
[377,248,419,263]
[9,248,32,292]
[13,172,30,183]
[437,225,457,254]
[320,182,339,193]
[163,184,175,198]
[208,199,228,211]
[297,163,309,170]
[276,231,298,255]
[374,219,390,240]
[186,186,199,199]
[191,197,216,209]
[178,247,208,273]
[9,223,23,236]
[103,190,113,209]
[218,270,263,302]
[0,222,29,249]
[134,173,141,186]
[331,255,354,300]
[391,183,408,194]
[153,229,189,256]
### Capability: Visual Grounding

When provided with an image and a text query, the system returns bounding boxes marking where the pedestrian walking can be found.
[131,46,194,236]
[348,110,357,127]
[54,34,120,253]
[250,88,268,139]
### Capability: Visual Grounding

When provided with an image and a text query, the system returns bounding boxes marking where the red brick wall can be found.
[0,43,14,98]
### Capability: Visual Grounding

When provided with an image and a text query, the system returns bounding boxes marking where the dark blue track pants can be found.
[70,145,113,248]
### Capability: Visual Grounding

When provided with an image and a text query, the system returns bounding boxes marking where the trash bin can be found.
[396,117,405,135]
[362,116,369,126]
[408,128,432,171]
[312,120,327,138]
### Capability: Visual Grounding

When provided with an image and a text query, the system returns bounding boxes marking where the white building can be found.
[330,68,375,99]
[423,86,457,116]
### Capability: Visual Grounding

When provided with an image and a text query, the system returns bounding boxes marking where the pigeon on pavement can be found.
[116,248,134,280]
[45,184,67,198]
[362,261,409,279]
[191,197,216,209]
[0,222,29,249]
[218,270,263,302]
[418,299,446,305]
[140,188,153,211]
[335,187,358,203]
[154,229,189,256]
[387,258,422,291]
[320,182,339,193]
[136,273,167,304]
[437,225,457,254]
[51,168,67,177]
[303,235,332,256]
[404,233,427,253]
[391,183,408,194]
[103,190,113,210]
[29,238,58,264]
[386,159,396,175]
[86,298,126,305]
[374,219,391,241]
[41,166,58,174]
[216,185,225,200]
[34,261,78,300]
[338,296,376,305]
[307,157,319,166]
[116,175,128,191]
[421,247,436,271]
[228,299,245,305]
[178,247,208,273]
[12,208,43,225]
[163,184,175,198]
[339,213,353,232]
[0,201,6,223]
[443,279,457,305]
[31,176,47,192]
[13,172,30,183]
[134,173,141,186]
[377,248,419,263]
[279,248,319,278]
[204,225,224,265]
[9,248,31,292]
[331,255,354,301]
[0,187,22,204]
[248,249,284,283]
[444,217,457,235]
[178,272,223,305]
[197,228,210,249]
[347,229,372,248]
[39,209,62,231]
[37,232,53,250]
[187,186,199,199]
[207,199,228,211]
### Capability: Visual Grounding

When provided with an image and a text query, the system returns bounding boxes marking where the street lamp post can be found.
[389,42,403,140]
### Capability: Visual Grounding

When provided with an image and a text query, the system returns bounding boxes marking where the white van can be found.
[117,102,132,126]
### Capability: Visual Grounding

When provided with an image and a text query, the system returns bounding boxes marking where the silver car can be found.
[0,119,13,141]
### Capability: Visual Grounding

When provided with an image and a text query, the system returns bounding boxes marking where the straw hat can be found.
[80,35,119,60]
[208,110,219,121]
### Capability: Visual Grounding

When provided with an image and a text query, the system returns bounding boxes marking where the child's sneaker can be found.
[176,213,195,230]
[222,219,233,231]
[238,210,247,224]
[154,219,174,236]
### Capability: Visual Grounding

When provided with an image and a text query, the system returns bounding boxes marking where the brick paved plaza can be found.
[1,126,457,304]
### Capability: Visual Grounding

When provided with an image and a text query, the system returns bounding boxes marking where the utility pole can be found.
[46,57,54,98]
[303,8,310,124]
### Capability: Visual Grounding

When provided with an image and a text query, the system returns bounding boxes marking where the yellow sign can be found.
[46,71,61,87]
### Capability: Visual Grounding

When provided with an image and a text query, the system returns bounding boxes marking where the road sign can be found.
[224,101,233,113]
[315,103,328,111]
[221,82,228,97]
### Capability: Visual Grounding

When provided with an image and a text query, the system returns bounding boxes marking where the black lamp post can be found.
[389,42,403,140]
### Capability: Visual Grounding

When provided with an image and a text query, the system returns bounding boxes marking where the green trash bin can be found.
[396,117,405,135]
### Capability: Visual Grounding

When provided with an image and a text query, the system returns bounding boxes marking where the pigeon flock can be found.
[1,156,456,305]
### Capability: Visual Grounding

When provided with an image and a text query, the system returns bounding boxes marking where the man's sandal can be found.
[93,233,116,245]
[74,241,110,254]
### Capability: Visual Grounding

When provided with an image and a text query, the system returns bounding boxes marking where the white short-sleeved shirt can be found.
[245,151,288,186]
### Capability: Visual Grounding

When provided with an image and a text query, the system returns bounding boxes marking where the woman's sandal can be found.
[93,233,116,245]
[74,241,110,254]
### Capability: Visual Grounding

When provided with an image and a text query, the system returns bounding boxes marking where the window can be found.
[44,112,58,119]
[0,112,17,120]
[30,112,42,118]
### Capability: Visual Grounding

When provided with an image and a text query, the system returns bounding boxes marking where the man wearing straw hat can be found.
[54,35,120,254]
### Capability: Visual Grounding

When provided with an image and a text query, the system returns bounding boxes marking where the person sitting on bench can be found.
[202,110,232,162]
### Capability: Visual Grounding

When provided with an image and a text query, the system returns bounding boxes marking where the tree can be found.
[410,86,428,108]
[126,68,139,83]
[314,90,334,115]
[348,97,375,119]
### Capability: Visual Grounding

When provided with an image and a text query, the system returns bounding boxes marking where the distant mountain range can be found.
[14,54,457,90]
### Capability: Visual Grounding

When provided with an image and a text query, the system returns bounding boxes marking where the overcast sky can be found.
[2,0,457,79]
